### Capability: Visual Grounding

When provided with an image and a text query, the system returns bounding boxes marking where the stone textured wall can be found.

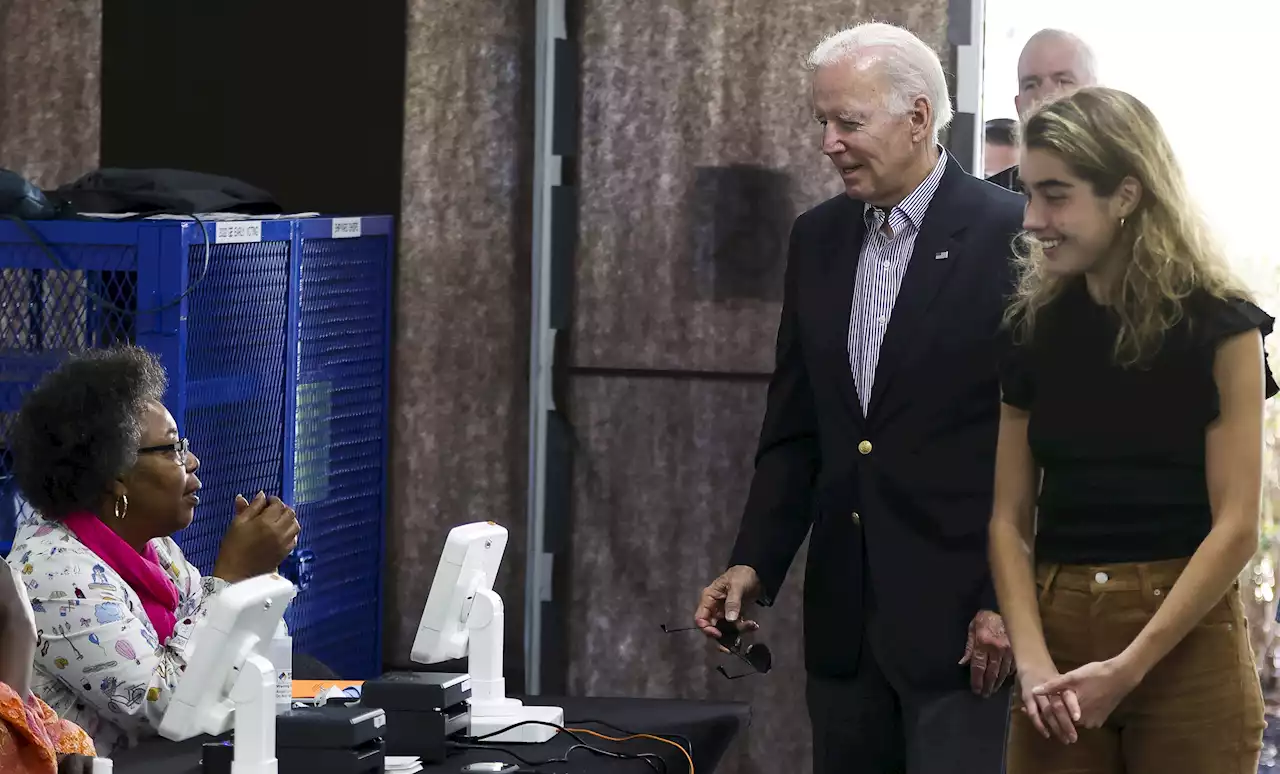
[384,0,536,674]
[0,1,101,186]
[565,3,950,771]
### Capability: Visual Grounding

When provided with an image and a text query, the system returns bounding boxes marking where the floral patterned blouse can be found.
[0,683,96,774]
[5,514,227,756]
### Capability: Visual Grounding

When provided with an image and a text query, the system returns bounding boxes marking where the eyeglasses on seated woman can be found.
[5,346,301,756]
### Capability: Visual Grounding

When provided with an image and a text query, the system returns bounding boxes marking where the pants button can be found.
[1094,571,1109,584]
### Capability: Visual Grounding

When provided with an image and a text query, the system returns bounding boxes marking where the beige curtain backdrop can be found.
[563,3,950,772]
[384,0,537,675]
[0,0,101,186]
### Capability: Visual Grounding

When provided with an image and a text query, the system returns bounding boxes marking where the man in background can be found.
[983,118,1018,177]
[987,28,1097,191]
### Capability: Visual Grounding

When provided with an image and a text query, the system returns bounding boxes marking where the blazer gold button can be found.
[858,440,873,455]
[851,511,861,525]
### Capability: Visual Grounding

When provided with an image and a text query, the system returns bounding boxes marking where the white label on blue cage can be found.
[331,218,362,239]
[215,221,263,244]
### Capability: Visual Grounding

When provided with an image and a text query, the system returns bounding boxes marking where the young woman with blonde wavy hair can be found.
[988,85,1276,774]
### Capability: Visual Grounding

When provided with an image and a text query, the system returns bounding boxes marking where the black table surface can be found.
[111,695,750,774]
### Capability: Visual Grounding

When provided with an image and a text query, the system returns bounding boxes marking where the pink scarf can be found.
[61,512,180,645]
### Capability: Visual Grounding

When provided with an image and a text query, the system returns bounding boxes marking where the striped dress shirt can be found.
[847,151,948,414]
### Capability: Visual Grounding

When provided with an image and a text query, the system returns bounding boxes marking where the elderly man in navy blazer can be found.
[694,22,1026,774]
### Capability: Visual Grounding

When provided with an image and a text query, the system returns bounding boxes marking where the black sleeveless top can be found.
[1000,279,1278,564]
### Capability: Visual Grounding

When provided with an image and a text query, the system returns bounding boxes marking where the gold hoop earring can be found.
[115,494,128,521]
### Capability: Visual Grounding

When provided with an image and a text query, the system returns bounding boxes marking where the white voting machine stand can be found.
[158,574,297,774]
[411,522,563,743]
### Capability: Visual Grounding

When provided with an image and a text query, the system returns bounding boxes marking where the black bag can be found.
[0,168,59,219]
[54,168,283,216]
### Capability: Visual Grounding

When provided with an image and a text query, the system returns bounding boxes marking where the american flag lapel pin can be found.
[934,250,949,260]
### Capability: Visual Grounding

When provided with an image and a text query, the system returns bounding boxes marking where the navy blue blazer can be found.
[729,155,1026,690]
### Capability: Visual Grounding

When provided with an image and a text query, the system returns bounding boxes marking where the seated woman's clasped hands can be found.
[216,491,305,584]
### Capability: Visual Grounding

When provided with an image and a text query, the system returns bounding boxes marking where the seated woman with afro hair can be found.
[5,346,300,755]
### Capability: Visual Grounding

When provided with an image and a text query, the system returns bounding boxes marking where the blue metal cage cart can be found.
[0,215,392,679]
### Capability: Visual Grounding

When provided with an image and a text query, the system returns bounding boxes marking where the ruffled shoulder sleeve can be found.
[999,321,1035,409]
[1196,294,1278,399]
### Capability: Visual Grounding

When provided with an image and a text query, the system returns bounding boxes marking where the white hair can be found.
[806,22,953,143]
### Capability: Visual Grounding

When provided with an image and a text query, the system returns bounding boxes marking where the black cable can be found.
[453,719,668,773]
[564,717,693,760]
[447,740,666,773]
[445,741,542,767]
[461,719,576,743]
[6,212,213,315]
[461,720,620,756]
[561,743,665,773]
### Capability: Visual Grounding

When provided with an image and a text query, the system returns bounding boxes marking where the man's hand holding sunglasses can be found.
[694,564,762,645]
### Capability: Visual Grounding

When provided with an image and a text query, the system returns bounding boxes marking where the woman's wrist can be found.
[1011,640,1055,677]
[1114,640,1157,682]
[211,559,247,584]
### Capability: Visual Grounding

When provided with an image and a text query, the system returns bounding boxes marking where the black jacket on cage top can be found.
[54,169,283,217]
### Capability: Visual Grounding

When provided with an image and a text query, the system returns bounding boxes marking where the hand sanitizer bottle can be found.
[271,619,293,714]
